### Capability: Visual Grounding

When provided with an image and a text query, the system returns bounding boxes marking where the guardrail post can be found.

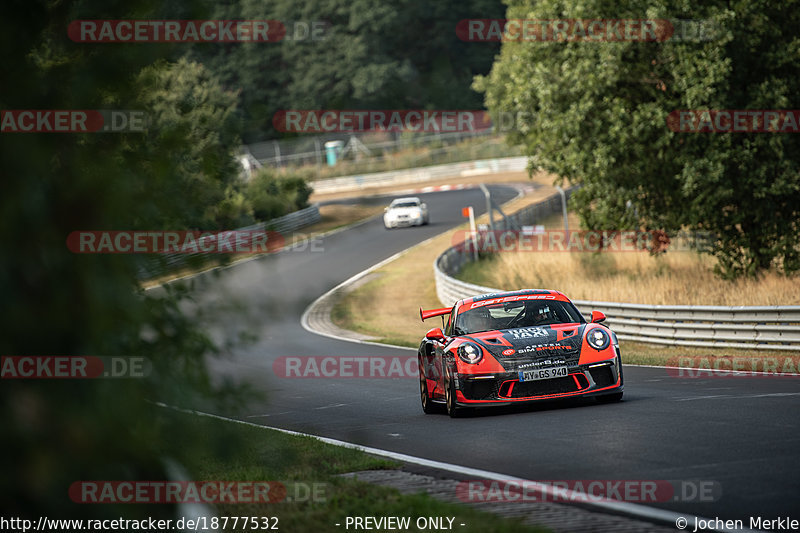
[273,140,282,167]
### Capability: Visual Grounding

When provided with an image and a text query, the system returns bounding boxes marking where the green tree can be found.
[190,0,505,141]
[476,0,800,278]
[135,57,243,230]
[1,0,250,519]
[246,169,313,222]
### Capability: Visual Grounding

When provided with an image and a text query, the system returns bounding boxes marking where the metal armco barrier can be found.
[258,203,322,234]
[434,191,800,351]
[138,203,321,279]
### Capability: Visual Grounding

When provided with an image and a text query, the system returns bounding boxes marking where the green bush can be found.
[245,169,313,223]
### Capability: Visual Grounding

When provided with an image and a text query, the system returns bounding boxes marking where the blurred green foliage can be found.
[476,0,800,278]
[246,170,312,223]
[0,0,255,520]
[134,57,241,229]
[0,0,504,521]
[187,0,505,142]
[2,0,503,518]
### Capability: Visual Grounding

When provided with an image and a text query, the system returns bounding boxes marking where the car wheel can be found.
[419,357,442,414]
[444,366,465,418]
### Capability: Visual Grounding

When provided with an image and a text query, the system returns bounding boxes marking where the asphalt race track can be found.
[176,185,800,526]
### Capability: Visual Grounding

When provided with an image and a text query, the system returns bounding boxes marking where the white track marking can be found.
[314,403,348,410]
[155,402,755,533]
[676,392,800,402]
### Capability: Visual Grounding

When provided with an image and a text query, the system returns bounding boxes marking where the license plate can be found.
[518,366,568,381]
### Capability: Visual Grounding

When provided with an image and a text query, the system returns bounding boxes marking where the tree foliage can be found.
[246,170,313,222]
[189,0,505,141]
[1,0,252,518]
[135,57,242,229]
[476,0,800,278]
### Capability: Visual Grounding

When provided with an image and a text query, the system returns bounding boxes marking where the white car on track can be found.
[383,197,429,229]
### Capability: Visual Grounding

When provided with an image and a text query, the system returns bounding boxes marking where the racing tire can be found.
[444,366,466,418]
[419,357,443,414]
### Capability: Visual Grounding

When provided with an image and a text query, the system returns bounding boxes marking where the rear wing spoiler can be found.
[419,307,451,322]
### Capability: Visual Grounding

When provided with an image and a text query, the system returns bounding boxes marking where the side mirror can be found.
[384,207,389,212]
[591,310,607,323]
[425,327,446,343]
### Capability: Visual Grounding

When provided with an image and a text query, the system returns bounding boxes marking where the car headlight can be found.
[586,328,611,351]
[457,342,483,364]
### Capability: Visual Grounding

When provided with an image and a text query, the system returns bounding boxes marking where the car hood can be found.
[460,324,587,370]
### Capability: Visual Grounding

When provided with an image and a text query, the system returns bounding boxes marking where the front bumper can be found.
[385,215,424,227]
[454,358,622,406]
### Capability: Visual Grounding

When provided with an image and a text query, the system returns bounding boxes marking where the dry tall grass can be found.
[459,250,800,306]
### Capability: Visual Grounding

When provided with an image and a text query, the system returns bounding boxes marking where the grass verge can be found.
[162,409,549,533]
[454,214,799,306]
[618,341,796,369]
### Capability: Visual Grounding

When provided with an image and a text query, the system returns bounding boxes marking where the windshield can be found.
[390,201,419,208]
[455,300,585,335]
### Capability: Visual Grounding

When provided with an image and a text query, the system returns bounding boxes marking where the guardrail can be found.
[138,203,321,280]
[434,193,800,351]
[255,203,322,234]
[310,156,528,194]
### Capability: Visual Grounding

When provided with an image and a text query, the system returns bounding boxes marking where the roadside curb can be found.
[302,272,383,343]
[300,235,439,350]
[341,469,681,533]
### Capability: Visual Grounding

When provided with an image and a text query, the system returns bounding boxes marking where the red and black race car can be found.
[418,289,623,417]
